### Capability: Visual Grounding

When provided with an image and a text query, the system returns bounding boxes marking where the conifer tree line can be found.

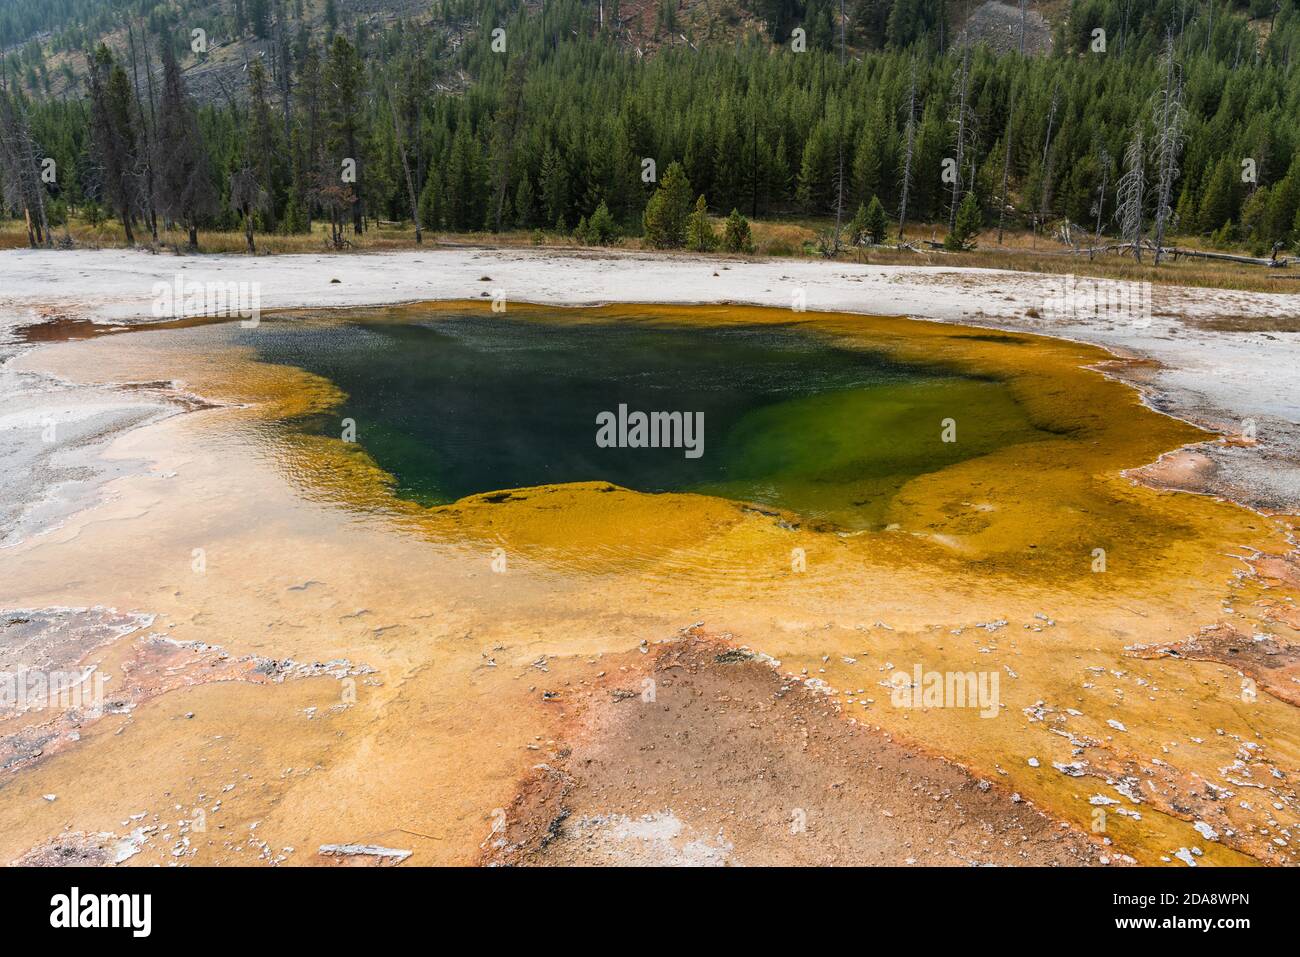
[3,0,1300,256]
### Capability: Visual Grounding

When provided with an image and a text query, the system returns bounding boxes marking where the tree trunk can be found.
[897,79,916,238]
[390,97,422,244]
[996,95,1014,244]
[949,45,970,235]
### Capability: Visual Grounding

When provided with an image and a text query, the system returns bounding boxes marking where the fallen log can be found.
[1166,247,1291,267]
[1091,241,1292,267]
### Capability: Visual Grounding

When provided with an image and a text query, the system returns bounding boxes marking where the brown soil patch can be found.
[482,632,1112,866]
[1187,314,1300,334]
[16,314,121,344]
[1128,448,1219,495]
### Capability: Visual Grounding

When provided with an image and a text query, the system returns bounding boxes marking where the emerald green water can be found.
[243,310,1045,528]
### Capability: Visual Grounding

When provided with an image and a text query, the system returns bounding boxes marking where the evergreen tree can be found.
[686,194,717,251]
[722,208,754,253]
[643,161,692,249]
[13,2,1300,264]
[848,202,869,245]
[488,55,528,232]
[796,120,837,213]
[155,41,215,248]
[418,168,444,232]
[85,44,139,243]
[323,34,364,234]
[852,121,884,212]
[294,41,324,231]
[1174,180,1199,236]
[585,199,618,244]
[514,175,536,229]
[1198,155,1237,235]
[944,190,981,250]
[246,61,281,232]
[911,100,947,223]
[1264,156,1300,242]
[249,0,271,39]
[445,123,485,230]
[539,145,568,227]
[864,194,889,244]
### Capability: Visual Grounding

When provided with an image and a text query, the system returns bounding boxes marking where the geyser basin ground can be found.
[1,300,1297,867]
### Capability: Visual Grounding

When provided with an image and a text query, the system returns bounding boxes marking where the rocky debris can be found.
[1053,761,1089,777]
[317,843,412,866]
[1193,821,1220,842]
[1,607,155,772]
[0,607,155,688]
[11,828,147,866]
[1049,745,1297,865]
[557,812,734,866]
[1,607,376,776]
[1172,847,1199,867]
[961,1,1053,56]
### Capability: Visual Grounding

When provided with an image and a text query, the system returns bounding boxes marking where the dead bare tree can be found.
[126,22,159,241]
[1090,143,1113,258]
[897,55,918,240]
[1114,129,1146,262]
[0,61,51,248]
[230,166,268,254]
[389,91,422,244]
[831,0,847,252]
[948,39,974,234]
[997,5,1029,244]
[1151,31,1187,265]
[1037,78,1061,232]
[821,147,850,257]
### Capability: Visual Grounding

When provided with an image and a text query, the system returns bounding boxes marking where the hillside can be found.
[3,0,1300,266]
[2,0,1065,104]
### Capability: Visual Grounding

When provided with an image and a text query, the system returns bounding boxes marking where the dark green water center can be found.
[244,309,1043,528]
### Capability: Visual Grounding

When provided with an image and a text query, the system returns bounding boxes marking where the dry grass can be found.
[841,232,1300,295]
[5,216,1296,295]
